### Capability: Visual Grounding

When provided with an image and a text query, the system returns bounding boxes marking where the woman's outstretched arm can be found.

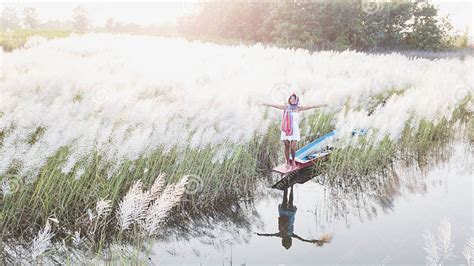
[293,233,332,246]
[298,104,327,111]
[260,103,287,110]
[292,234,320,243]
[255,232,280,237]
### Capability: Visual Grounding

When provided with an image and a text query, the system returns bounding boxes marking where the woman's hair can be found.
[282,235,292,249]
[287,93,299,105]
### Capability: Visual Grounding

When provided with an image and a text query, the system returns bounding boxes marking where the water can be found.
[151,143,472,265]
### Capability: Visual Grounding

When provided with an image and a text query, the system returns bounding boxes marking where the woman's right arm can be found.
[255,232,280,237]
[261,103,286,110]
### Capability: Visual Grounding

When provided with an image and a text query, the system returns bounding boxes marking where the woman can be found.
[255,185,332,249]
[262,93,327,170]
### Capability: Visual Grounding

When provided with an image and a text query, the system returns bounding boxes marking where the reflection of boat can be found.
[272,130,336,175]
[271,168,315,190]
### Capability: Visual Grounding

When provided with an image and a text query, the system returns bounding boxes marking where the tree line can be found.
[1,1,469,51]
[177,0,466,51]
[1,5,90,33]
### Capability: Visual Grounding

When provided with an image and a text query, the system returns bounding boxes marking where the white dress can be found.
[280,111,300,141]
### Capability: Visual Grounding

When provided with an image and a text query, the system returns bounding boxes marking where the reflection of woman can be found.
[256,185,332,249]
[261,93,327,170]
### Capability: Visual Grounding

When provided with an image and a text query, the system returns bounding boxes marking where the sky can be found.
[1,1,194,26]
[1,0,473,36]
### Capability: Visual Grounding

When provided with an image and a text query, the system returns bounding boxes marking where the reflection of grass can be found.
[423,217,455,265]
[0,130,277,254]
[0,29,71,51]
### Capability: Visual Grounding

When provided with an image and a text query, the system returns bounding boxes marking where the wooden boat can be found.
[272,130,336,175]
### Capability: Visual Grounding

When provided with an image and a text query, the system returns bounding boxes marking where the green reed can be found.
[0,93,471,259]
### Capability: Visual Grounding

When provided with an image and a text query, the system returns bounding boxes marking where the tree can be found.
[378,1,413,48]
[1,7,20,30]
[405,1,449,50]
[72,5,90,34]
[23,7,39,29]
[178,0,455,51]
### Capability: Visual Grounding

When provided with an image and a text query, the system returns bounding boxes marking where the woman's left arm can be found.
[299,104,328,111]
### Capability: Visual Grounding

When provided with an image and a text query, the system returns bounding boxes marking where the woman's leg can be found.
[289,185,294,208]
[290,140,297,168]
[282,187,289,208]
[284,140,291,168]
